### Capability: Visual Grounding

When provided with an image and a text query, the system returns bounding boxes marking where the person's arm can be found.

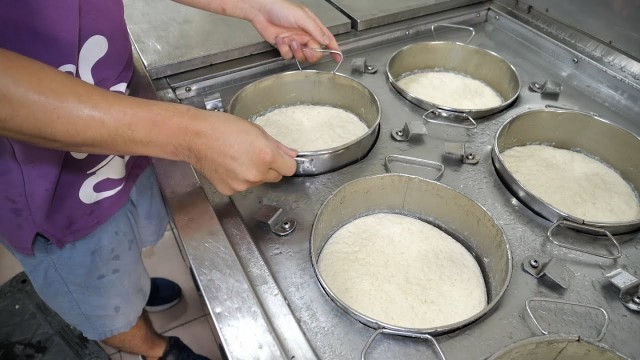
[174,0,341,62]
[0,48,296,195]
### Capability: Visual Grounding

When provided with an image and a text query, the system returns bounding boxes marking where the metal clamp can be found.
[605,269,640,312]
[525,297,609,342]
[254,204,296,236]
[423,108,477,129]
[361,329,446,360]
[529,80,563,95]
[385,155,445,181]
[351,57,377,74]
[547,220,621,259]
[391,121,428,141]
[444,142,479,164]
[432,24,475,44]
[295,49,343,74]
[522,255,570,289]
[203,92,224,112]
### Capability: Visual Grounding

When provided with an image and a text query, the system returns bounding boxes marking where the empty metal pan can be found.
[387,24,520,127]
[228,51,380,176]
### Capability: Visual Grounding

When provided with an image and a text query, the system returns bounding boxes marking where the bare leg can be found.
[102,312,168,360]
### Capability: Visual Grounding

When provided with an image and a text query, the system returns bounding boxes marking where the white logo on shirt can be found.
[59,35,131,204]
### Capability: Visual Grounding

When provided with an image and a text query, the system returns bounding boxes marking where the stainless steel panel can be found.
[328,0,486,30]
[146,6,640,360]
[221,11,640,359]
[124,0,351,79]
[496,0,640,62]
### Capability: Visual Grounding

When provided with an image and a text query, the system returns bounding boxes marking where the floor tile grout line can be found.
[159,313,215,336]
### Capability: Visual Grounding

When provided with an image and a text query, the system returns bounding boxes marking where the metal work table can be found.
[124,0,351,79]
[130,2,640,359]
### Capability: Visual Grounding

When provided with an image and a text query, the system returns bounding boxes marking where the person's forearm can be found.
[173,0,259,21]
[0,48,206,163]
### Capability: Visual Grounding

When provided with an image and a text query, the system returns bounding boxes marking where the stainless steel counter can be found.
[131,3,640,359]
[124,0,351,79]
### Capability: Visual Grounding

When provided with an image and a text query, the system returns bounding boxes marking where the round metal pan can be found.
[228,70,380,176]
[487,335,629,360]
[310,174,512,336]
[386,41,520,119]
[492,108,640,235]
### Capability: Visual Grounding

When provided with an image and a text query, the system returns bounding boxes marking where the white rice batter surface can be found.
[253,104,368,152]
[397,71,502,109]
[501,144,640,222]
[317,213,487,329]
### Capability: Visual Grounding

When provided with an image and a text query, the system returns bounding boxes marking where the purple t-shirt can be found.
[0,0,150,255]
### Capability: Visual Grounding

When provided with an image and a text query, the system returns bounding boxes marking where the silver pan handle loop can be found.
[525,297,609,342]
[361,329,446,360]
[423,108,477,129]
[432,24,475,44]
[547,220,622,259]
[295,49,344,74]
[544,104,599,117]
[385,155,445,181]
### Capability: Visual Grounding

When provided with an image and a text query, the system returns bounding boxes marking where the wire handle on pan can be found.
[295,49,344,74]
[385,155,445,181]
[544,104,599,117]
[547,220,622,259]
[431,24,475,44]
[422,108,478,129]
[525,297,609,342]
[361,329,446,360]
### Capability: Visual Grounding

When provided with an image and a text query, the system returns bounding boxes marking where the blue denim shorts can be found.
[7,167,169,340]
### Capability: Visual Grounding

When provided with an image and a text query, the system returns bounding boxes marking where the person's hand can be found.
[248,0,341,63]
[187,110,298,195]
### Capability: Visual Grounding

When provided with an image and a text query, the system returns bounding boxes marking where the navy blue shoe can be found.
[145,277,182,312]
[141,336,210,360]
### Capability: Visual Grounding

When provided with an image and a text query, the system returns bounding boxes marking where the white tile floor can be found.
[0,225,223,360]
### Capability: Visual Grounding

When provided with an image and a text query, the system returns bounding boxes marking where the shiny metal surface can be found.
[310,174,512,335]
[141,5,640,360]
[492,109,640,234]
[130,47,317,360]
[228,70,381,175]
[387,41,520,119]
[492,2,640,86]
[123,0,351,79]
[495,0,640,62]
[222,10,640,359]
[327,0,486,30]
[487,335,629,360]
